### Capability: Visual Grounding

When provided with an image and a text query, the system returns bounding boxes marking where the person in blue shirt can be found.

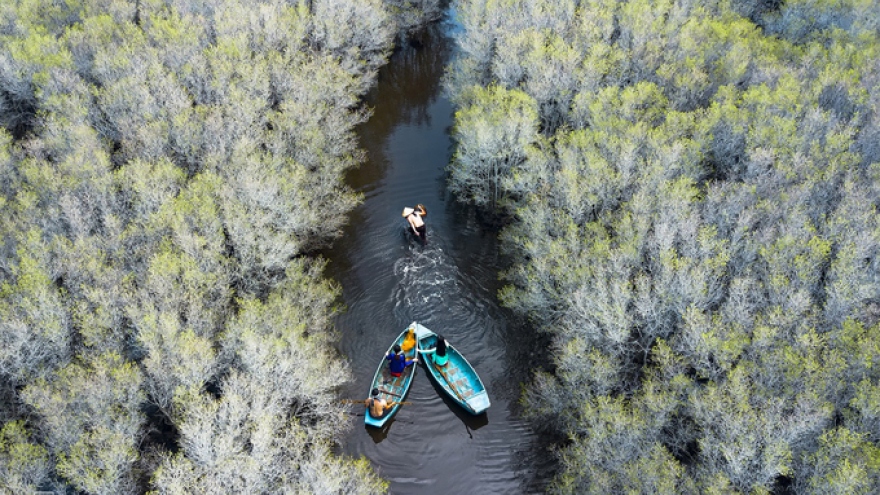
[386,344,418,377]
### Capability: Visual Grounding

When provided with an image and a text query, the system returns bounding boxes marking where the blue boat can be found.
[365,325,418,428]
[414,322,490,415]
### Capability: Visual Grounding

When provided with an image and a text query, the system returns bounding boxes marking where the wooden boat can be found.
[413,322,490,415]
[364,325,419,428]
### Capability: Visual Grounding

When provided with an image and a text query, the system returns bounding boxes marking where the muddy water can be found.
[321,13,552,495]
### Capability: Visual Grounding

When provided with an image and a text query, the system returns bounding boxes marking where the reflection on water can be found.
[321,10,553,495]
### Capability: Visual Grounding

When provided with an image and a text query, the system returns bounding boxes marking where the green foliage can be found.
[493,29,580,132]
[547,386,691,495]
[759,231,832,305]
[656,12,770,109]
[0,229,70,384]
[220,258,348,407]
[449,0,880,491]
[588,82,670,130]
[796,427,880,494]
[58,234,132,354]
[57,427,139,495]
[310,0,395,85]
[132,235,229,347]
[0,0,412,491]
[0,420,51,494]
[0,24,73,120]
[150,426,387,495]
[22,352,145,493]
[691,365,796,491]
[449,84,540,206]
[152,364,382,494]
[115,158,186,224]
[849,379,880,439]
[823,184,880,325]
[135,307,218,415]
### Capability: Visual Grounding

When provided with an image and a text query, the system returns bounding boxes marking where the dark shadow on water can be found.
[422,364,490,435]
[364,413,418,443]
[453,407,489,438]
[366,421,394,443]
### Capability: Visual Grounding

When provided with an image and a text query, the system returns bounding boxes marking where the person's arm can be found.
[407,216,420,235]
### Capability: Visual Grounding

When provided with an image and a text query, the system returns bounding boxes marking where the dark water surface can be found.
[321,13,552,495]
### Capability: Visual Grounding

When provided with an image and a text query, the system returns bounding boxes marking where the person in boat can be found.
[365,388,396,418]
[402,204,428,245]
[418,334,449,366]
[401,326,417,352]
[386,344,418,377]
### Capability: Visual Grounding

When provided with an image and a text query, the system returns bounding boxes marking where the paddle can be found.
[436,363,468,405]
[379,388,404,398]
[339,399,412,405]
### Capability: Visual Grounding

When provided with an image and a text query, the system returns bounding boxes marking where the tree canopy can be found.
[446,0,880,492]
[0,0,439,493]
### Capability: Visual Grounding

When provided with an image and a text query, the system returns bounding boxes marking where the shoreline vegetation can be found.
[445,0,880,493]
[0,0,439,493]
[3,0,879,493]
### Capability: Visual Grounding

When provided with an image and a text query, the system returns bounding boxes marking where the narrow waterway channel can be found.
[320,11,553,495]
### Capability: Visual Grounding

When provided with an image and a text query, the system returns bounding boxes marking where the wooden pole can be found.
[339,399,412,405]
[435,362,468,405]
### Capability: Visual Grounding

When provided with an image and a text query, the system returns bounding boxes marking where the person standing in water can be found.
[402,204,428,245]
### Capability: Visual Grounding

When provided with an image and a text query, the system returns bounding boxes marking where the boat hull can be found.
[365,326,418,428]
[414,322,490,415]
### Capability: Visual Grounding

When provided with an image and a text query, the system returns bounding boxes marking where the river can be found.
[320,10,553,495]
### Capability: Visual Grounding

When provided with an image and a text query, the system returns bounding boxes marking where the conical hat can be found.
[402,207,414,217]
